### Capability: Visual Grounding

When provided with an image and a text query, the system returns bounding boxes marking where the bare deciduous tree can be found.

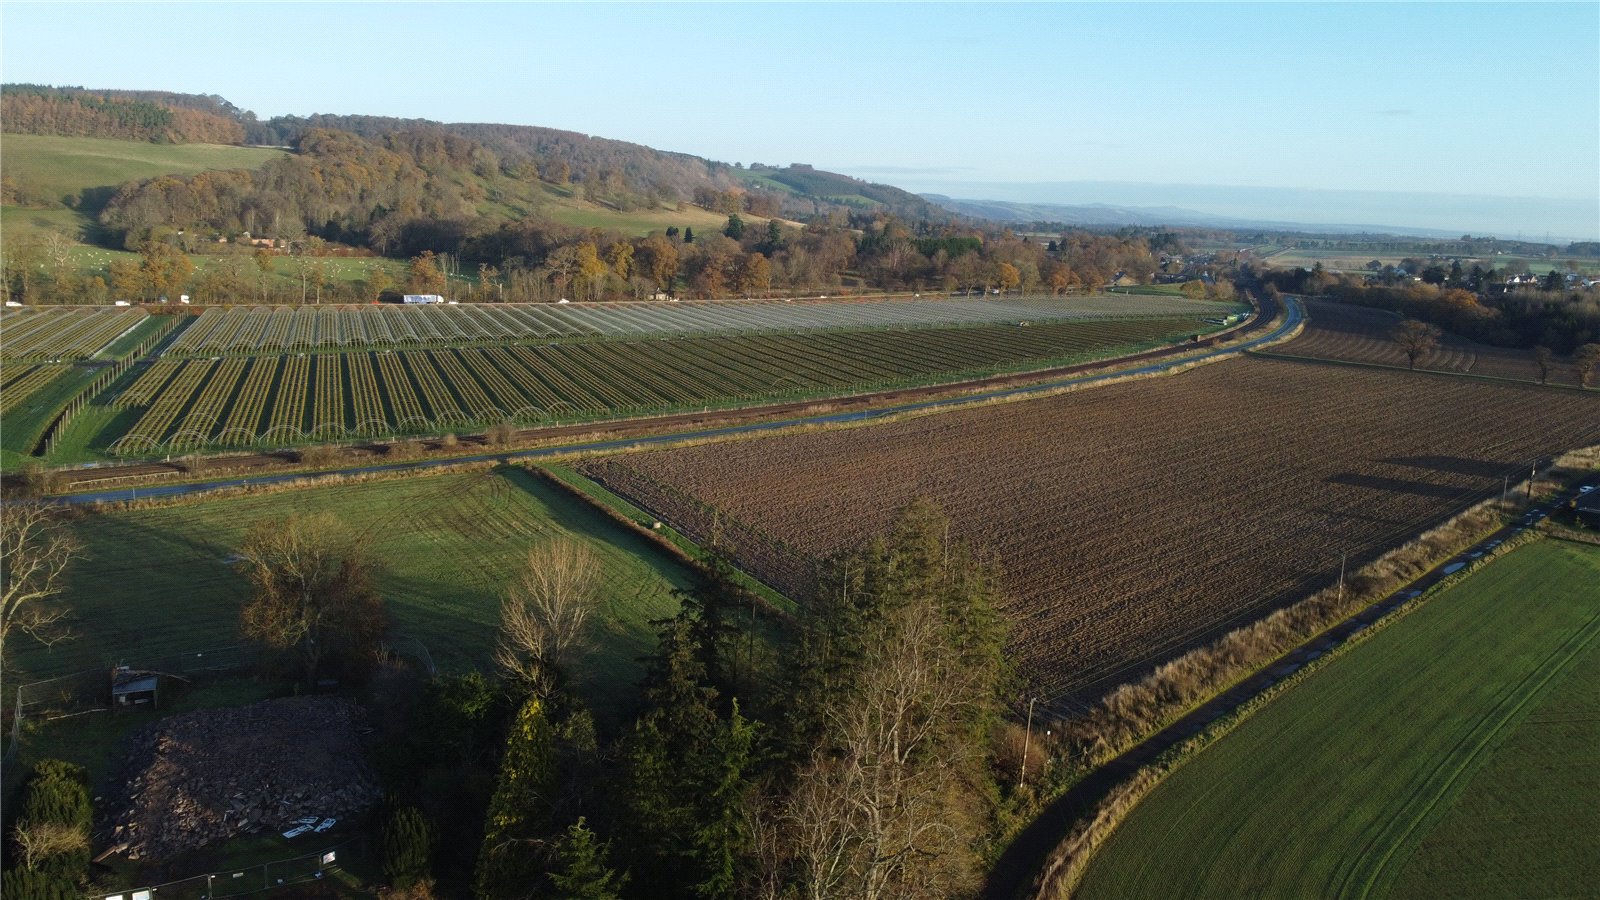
[1574,343,1600,388]
[783,596,981,899]
[10,820,89,871]
[1391,318,1442,370]
[494,538,601,694]
[1,502,80,668]
[1533,345,1554,384]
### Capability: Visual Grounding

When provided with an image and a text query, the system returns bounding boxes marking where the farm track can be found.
[43,301,1276,491]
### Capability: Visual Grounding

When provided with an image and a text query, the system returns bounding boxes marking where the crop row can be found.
[1,308,147,362]
[0,365,68,413]
[160,295,1238,355]
[580,356,1600,706]
[107,316,1209,452]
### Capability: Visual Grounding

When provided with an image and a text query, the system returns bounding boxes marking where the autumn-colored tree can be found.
[734,254,771,297]
[407,250,446,295]
[606,242,634,281]
[639,235,679,294]
[136,241,193,301]
[366,265,394,303]
[108,258,146,302]
[996,261,1021,294]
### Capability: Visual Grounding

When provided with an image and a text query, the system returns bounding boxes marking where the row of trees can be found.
[2,213,1186,306]
[1,86,245,145]
[1258,264,1600,354]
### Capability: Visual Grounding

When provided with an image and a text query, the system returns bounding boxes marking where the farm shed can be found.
[112,667,160,709]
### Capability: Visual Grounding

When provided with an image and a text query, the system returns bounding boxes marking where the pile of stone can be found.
[100,696,380,860]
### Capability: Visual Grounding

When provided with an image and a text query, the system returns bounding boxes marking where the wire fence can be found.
[92,838,362,900]
[4,636,436,761]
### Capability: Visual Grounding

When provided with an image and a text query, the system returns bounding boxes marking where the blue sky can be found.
[3,2,1596,238]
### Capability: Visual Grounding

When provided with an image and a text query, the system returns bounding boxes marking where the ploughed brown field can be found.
[1280,300,1585,386]
[580,356,1600,704]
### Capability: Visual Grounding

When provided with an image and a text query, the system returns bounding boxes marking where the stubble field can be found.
[580,356,1600,703]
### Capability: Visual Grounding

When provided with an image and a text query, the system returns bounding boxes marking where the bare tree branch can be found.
[1,501,80,670]
[494,538,601,695]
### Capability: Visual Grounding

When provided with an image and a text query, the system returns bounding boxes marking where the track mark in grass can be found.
[1341,602,1600,900]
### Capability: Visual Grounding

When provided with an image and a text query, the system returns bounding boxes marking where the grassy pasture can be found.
[1076,538,1600,899]
[16,467,701,717]
[0,135,287,211]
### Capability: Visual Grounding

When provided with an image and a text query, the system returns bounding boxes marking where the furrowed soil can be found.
[1276,299,1585,386]
[580,355,1600,703]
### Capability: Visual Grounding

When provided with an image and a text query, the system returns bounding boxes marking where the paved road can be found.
[48,299,1304,507]
[980,475,1599,900]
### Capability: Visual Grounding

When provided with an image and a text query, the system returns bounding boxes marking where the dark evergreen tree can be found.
[547,818,627,900]
[382,805,434,887]
[723,214,745,241]
[474,695,557,900]
[682,226,694,244]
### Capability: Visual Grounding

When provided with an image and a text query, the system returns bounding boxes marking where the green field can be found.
[14,468,703,716]
[1077,538,1600,900]
[0,134,287,210]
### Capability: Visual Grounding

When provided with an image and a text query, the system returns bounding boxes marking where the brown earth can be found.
[1278,299,1585,385]
[580,356,1600,705]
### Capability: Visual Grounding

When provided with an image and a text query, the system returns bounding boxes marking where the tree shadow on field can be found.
[1325,472,1476,501]
[1377,455,1514,480]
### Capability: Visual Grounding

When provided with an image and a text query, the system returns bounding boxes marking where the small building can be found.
[111,667,159,710]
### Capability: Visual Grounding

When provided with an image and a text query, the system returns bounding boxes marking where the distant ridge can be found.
[921,194,1471,238]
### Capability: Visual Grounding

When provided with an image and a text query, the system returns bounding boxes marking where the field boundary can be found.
[1029,529,1551,899]
[536,463,799,618]
[986,460,1600,899]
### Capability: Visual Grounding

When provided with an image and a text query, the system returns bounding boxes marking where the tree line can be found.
[0,86,244,145]
[1256,263,1600,353]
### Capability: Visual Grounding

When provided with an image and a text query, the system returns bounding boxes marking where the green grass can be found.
[1,316,172,470]
[14,467,702,717]
[0,363,104,464]
[0,134,286,211]
[1076,538,1600,900]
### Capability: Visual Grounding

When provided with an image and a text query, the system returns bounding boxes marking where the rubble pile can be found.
[102,697,380,860]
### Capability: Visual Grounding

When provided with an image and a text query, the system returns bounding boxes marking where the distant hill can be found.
[737,164,944,220]
[922,194,1476,240]
[2,84,953,231]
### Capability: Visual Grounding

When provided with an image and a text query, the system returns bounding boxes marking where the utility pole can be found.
[1337,551,1347,604]
[1527,463,1537,503]
[1019,697,1039,790]
[1502,474,1510,505]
